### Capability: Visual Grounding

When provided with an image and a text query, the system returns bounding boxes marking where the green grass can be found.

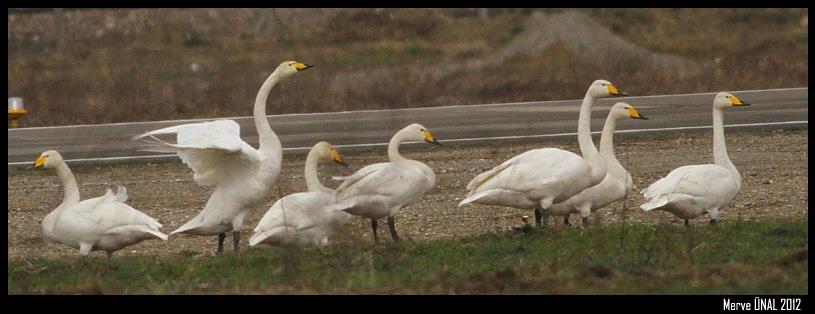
[8,220,808,294]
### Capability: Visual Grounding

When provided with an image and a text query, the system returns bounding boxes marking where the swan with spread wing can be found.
[133,60,313,252]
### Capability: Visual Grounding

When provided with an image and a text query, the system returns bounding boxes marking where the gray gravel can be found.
[7,128,808,259]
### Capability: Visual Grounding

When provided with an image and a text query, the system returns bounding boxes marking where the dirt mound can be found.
[498,11,699,69]
[334,11,704,86]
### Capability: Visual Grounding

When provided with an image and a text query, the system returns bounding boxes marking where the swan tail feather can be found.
[466,162,511,192]
[105,225,169,240]
[458,190,494,207]
[640,197,669,211]
[113,185,128,203]
[248,231,270,247]
[170,220,201,235]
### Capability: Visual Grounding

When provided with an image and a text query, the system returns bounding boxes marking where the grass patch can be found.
[8,220,808,294]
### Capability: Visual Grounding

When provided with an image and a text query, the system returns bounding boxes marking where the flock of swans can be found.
[31,60,750,257]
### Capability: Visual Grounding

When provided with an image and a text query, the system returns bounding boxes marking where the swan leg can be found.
[217,232,226,253]
[564,216,571,226]
[534,208,543,226]
[371,219,379,242]
[79,242,93,256]
[684,219,690,226]
[387,216,400,242]
[578,205,591,228]
[541,211,549,228]
[707,208,720,224]
[233,231,241,252]
[106,251,112,259]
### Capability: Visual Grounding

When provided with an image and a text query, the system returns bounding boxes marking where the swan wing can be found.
[334,162,431,204]
[641,164,738,210]
[254,192,328,232]
[133,120,262,186]
[250,191,339,246]
[467,148,585,194]
[62,198,164,239]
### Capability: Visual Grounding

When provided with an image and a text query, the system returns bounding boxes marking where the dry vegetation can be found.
[7,8,809,127]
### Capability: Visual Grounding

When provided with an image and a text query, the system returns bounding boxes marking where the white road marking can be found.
[8,87,807,132]
[7,120,807,167]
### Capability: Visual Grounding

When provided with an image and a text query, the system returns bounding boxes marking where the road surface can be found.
[7,88,808,168]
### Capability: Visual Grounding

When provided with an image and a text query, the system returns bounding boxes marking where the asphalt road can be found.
[7,87,808,168]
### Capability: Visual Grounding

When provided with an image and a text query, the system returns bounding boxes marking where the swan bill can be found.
[293,63,314,71]
[627,108,648,120]
[33,156,45,169]
[728,95,750,106]
[331,147,348,167]
[607,84,629,97]
[423,130,442,146]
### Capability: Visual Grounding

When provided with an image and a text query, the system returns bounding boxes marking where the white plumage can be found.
[546,102,648,226]
[333,123,441,242]
[34,150,167,257]
[458,80,627,226]
[132,60,313,251]
[249,141,352,247]
[639,92,749,225]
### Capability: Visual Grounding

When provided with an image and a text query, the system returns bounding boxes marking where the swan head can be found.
[714,92,750,110]
[401,123,442,146]
[610,102,648,120]
[588,79,628,98]
[314,141,347,166]
[274,60,314,78]
[33,150,64,169]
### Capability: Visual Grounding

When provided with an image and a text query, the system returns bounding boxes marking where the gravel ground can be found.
[7,127,808,259]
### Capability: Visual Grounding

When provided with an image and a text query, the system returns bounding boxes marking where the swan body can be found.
[640,92,749,224]
[249,141,352,247]
[459,148,592,210]
[34,150,167,257]
[333,123,442,241]
[458,80,627,226]
[133,60,313,251]
[546,103,648,225]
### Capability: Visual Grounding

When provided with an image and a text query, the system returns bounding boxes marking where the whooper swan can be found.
[639,92,750,225]
[458,80,627,227]
[249,141,352,247]
[333,123,442,242]
[546,102,648,226]
[34,150,167,258]
[133,61,313,252]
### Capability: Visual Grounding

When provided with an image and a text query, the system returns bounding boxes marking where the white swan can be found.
[640,92,750,225]
[333,123,442,242]
[33,150,167,258]
[458,80,627,226]
[546,102,648,226]
[249,141,352,247]
[133,60,313,252]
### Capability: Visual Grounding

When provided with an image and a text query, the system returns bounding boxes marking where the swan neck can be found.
[578,93,600,159]
[599,114,619,163]
[304,148,328,192]
[712,107,739,178]
[387,130,407,162]
[255,71,283,155]
[55,162,80,207]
